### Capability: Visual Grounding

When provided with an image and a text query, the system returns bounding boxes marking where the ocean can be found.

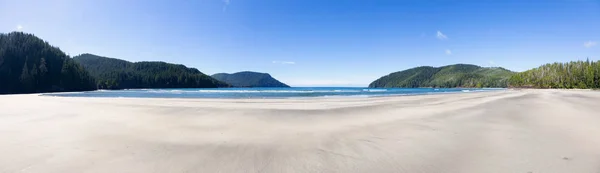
[42,87,504,99]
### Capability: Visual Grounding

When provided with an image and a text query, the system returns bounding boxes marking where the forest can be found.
[73,54,229,89]
[369,64,515,88]
[0,32,96,94]
[508,60,600,89]
[2,31,600,94]
[0,32,227,94]
[211,71,290,87]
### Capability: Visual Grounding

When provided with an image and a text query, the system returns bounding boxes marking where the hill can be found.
[369,64,515,88]
[73,54,228,89]
[508,60,600,88]
[211,71,290,87]
[0,32,96,94]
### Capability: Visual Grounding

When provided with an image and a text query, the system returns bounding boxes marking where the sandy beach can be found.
[1,89,600,173]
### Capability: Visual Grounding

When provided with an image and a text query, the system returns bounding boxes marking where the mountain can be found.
[73,54,228,89]
[211,71,290,87]
[369,64,515,88]
[0,32,96,94]
[508,60,600,89]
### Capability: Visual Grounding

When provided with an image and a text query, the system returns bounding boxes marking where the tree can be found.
[508,60,600,89]
[72,54,229,89]
[19,62,32,91]
[0,32,96,94]
[369,64,515,88]
[39,58,48,76]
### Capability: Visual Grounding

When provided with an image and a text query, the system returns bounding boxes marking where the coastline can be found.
[39,87,505,99]
[1,89,600,172]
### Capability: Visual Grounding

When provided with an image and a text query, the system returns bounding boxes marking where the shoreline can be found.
[8,88,596,100]
[1,89,600,172]
[38,87,507,100]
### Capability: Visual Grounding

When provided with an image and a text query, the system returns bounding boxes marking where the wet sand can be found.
[1,89,600,173]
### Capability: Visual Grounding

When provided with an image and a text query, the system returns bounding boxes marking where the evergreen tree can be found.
[0,32,96,94]
[508,60,600,89]
[73,54,229,89]
[19,62,32,91]
[369,64,515,88]
[211,72,290,87]
[30,63,39,87]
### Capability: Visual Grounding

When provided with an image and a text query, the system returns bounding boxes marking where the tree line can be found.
[508,60,600,89]
[73,54,228,90]
[211,71,290,87]
[0,32,96,94]
[368,64,515,88]
[0,32,226,94]
[3,32,600,94]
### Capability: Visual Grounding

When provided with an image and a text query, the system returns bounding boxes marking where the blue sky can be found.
[2,0,599,86]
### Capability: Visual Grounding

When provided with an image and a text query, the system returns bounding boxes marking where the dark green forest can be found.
[73,54,229,89]
[3,32,600,94]
[508,60,600,89]
[0,32,96,94]
[369,64,515,88]
[211,71,290,87]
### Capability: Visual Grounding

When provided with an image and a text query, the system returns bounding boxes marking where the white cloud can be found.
[16,25,23,31]
[222,0,230,11]
[436,31,448,40]
[445,49,452,55]
[272,61,295,65]
[489,60,496,66]
[584,41,597,48]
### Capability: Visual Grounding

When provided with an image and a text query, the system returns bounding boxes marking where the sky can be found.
[2,0,600,86]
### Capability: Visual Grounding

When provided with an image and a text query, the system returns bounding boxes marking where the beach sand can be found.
[1,89,600,173]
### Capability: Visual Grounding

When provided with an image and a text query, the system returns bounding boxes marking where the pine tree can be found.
[20,62,32,92]
[1,32,97,94]
[30,63,39,88]
[39,58,48,76]
[508,60,600,89]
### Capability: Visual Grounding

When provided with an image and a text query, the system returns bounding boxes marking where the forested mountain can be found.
[369,64,514,88]
[508,60,600,88]
[0,32,96,94]
[211,71,290,87]
[73,54,228,89]
[7,33,599,92]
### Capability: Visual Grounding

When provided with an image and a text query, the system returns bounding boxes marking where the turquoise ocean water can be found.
[43,87,503,99]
